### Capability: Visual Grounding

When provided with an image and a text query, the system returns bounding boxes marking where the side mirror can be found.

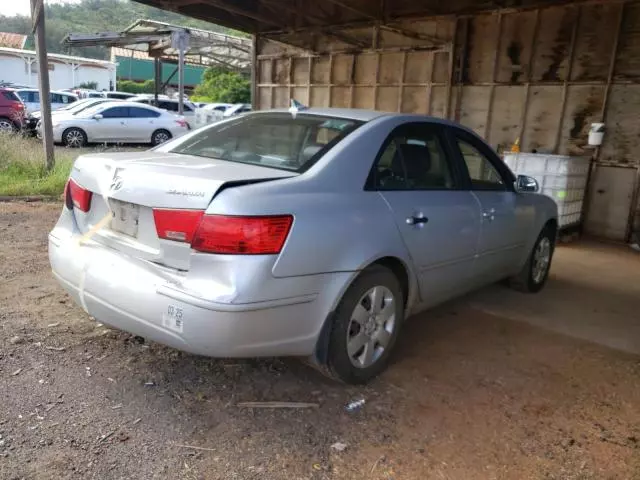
[515,175,539,193]
[93,113,103,120]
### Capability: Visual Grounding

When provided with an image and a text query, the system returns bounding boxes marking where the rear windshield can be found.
[168,113,363,172]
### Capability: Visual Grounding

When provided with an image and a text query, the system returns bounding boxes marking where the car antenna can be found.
[288,98,307,119]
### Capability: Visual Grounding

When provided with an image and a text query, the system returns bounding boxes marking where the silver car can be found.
[50,101,190,147]
[49,109,557,384]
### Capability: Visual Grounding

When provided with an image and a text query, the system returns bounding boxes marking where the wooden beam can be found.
[251,34,258,109]
[516,8,541,149]
[553,5,580,153]
[397,51,407,112]
[484,13,504,141]
[197,0,282,27]
[600,1,625,122]
[380,24,447,46]
[444,17,459,120]
[323,0,377,20]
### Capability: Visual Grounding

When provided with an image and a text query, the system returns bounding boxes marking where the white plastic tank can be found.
[503,153,591,228]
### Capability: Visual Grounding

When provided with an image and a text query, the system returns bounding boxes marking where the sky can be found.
[1,0,80,17]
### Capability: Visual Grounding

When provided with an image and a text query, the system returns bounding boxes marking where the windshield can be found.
[167,113,363,172]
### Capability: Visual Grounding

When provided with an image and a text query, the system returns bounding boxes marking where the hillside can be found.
[0,0,237,60]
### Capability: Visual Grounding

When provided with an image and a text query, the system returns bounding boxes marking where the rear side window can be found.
[369,124,456,190]
[129,107,160,118]
[18,91,39,103]
[2,91,20,102]
[159,101,178,112]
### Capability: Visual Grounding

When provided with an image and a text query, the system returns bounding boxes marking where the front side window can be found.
[369,124,455,190]
[101,107,129,118]
[455,137,507,191]
[167,113,362,172]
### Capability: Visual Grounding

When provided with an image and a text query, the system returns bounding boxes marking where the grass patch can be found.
[0,134,76,196]
[0,134,144,196]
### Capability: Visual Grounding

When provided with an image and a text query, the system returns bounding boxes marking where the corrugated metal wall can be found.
[255,0,640,237]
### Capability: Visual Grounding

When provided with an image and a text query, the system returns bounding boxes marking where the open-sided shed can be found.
[133,0,640,241]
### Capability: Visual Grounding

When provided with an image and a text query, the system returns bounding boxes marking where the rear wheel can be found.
[326,265,404,384]
[63,128,87,148]
[151,129,171,146]
[0,117,16,133]
[509,224,556,293]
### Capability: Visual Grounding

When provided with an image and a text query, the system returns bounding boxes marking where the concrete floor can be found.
[468,240,640,355]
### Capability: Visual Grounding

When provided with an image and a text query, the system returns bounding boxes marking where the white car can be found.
[14,88,79,114]
[194,102,233,128]
[223,103,252,117]
[30,97,121,134]
[49,101,190,147]
[131,96,196,126]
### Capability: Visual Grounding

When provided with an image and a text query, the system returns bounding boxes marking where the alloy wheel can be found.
[65,130,84,148]
[346,285,396,369]
[532,237,551,284]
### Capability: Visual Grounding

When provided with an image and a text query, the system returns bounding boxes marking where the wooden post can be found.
[251,34,258,109]
[154,57,161,106]
[444,17,459,120]
[327,54,334,107]
[516,9,541,149]
[484,12,503,142]
[397,51,407,112]
[599,2,625,122]
[30,0,54,171]
[553,5,580,153]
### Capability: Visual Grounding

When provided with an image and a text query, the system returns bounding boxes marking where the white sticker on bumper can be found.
[162,304,184,333]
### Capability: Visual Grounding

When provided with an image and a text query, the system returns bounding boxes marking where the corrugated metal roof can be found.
[0,32,27,49]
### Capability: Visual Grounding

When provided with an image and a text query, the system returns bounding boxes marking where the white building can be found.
[0,47,116,91]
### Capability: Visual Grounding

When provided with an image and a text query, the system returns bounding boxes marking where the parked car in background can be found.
[0,87,26,132]
[49,108,558,384]
[14,88,78,114]
[131,95,196,126]
[28,98,122,136]
[222,103,252,117]
[105,91,136,100]
[46,101,189,147]
[193,102,233,128]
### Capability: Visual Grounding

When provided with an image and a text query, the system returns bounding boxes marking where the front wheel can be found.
[509,225,556,293]
[63,128,87,148]
[326,265,404,384]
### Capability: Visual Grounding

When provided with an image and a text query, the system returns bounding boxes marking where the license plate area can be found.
[109,200,140,237]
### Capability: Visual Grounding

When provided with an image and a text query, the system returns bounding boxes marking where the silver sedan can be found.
[49,108,557,384]
[48,101,190,147]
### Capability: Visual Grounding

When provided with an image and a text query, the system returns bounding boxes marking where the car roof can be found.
[258,107,386,122]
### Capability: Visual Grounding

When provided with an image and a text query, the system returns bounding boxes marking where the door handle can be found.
[406,214,429,226]
[482,208,496,221]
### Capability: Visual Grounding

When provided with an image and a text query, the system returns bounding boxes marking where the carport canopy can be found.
[131,0,584,50]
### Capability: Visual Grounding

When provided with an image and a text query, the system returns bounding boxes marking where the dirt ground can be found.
[1,201,639,480]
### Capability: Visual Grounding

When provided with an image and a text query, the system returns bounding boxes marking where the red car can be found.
[0,88,26,132]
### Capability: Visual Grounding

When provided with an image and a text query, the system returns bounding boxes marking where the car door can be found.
[449,129,529,283]
[94,106,131,142]
[370,123,482,308]
[128,106,161,142]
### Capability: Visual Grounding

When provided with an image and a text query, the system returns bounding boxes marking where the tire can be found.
[326,265,404,384]
[509,224,556,293]
[151,129,172,146]
[0,117,16,133]
[63,128,87,148]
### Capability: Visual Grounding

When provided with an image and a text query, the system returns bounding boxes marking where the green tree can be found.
[192,68,250,103]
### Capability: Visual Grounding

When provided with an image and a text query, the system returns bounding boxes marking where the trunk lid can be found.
[70,151,296,270]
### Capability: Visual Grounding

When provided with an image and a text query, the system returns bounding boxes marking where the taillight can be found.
[153,209,204,243]
[191,215,293,254]
[67,179,92,212]
[175,119,188,128]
